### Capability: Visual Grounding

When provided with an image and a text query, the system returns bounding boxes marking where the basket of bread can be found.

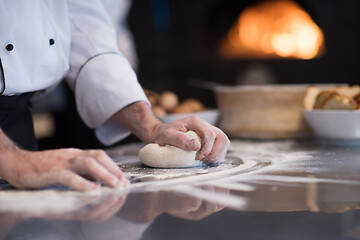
[303,85,360,141]
[146,90,219,125]
[304,85,360,110]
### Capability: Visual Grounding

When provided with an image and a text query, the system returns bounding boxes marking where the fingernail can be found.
[196,153,202,160]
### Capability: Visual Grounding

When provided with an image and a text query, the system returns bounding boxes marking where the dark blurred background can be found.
[36,0,360,149]
[130,0,359,99]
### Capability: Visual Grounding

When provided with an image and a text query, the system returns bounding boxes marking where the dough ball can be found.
[147,95,158,106]
[172,99,204,114]
[152,105,166,117]
[160,91,179,112]
[139,131,202,168]
[145,90,160,106]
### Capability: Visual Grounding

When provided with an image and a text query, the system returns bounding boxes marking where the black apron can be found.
[0,92,38,151]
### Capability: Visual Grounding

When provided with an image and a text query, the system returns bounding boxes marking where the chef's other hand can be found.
[114,101,230,162]
[0,130,127,191]
[47,190,128,221]
[152,116,230,162]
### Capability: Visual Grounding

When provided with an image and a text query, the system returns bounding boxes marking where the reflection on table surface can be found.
[2,140,360,240]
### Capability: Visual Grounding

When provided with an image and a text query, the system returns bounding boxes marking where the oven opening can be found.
[219,0,325,60]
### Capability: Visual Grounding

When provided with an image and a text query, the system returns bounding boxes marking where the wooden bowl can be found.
[215,85,312,139]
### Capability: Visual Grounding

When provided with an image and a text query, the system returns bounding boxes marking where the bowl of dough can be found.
[146,90,220,126]
[303,85,360,141]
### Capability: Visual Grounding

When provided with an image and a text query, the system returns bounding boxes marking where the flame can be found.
[220,0,325,59]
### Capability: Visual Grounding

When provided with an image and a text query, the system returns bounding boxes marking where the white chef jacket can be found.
[0,0,149,145]
[102,0,138,69]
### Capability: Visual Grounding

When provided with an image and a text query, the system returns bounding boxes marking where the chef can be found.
[0,0,229,191]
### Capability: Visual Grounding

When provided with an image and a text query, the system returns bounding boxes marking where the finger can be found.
[157,129,200,151]
[189,203,215,220]
[184,187,221,220]
[194,129,216,161]
[161,191,202,213]
[99,195,127,221]
[182,116,217,160]
[202,129,230,162]
[86,150,124,179]
[212,186,228,211]
[173,202,213,221]
[55,170,99,191]
[197,132,216,161]
[84,194,120,221]
[47,196,99,220]
[70,157,123,188]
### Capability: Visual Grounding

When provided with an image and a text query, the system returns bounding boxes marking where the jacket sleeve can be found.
[65,0,149,145]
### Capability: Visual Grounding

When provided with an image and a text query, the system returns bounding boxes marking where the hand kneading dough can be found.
[139,131,202,168]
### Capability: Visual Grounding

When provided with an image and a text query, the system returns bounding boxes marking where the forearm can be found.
[112,101,164,143]
[112,100,230,163]
[0,129,21,179]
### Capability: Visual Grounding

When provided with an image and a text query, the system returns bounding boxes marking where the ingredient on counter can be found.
[159,91,179,112]
[138,131,202,168]
[147,94,158,106]
[172,99,204,114]
[151,105,167,117]
[303,85,360,110]
[145,90,205,117]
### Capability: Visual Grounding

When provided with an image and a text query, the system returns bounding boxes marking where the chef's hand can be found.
[114,101,230,162]
[117,187,227,223]
[150,116,229,162]
[46,190,128,222]
[0,130,127,191]
[166,186,228,221]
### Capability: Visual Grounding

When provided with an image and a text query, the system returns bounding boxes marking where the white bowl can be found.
[159,109,220,126]
[303,110,360,140]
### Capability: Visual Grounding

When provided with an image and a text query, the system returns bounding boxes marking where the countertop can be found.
[1,139,360,240]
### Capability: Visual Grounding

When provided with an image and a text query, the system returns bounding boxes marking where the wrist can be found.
[146,121,165,143]
[113,101,164,143]
[0,147,21,180]
[0,130,23,179]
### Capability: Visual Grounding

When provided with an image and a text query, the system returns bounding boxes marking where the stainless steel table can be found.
[1,139,360,240]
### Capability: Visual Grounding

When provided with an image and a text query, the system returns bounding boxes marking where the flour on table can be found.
[139,131,202,168]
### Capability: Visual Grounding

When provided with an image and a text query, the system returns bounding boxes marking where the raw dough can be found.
[139,131,202,168]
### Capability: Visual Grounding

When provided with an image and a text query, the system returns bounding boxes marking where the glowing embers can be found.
[220,0,325,59]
